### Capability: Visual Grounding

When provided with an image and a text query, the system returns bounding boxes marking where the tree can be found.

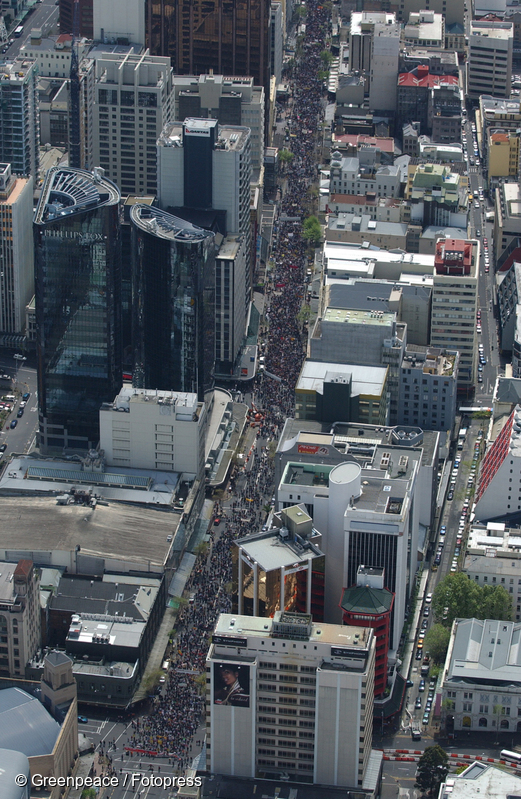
[320,49,334,67]
[415,746,449,796]
[432,572,513,628]
[81,790,97,799]
[278,148,294,165]
[302,215,322,247]
[423,623,450,664]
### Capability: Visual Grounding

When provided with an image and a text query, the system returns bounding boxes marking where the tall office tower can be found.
[0,164,34,336]
[146,0,270,99]
[270,2,284,85]
[92,51,173,196]
[172,74,265,169]
[130,204,215,402]
[92,0,145,46]
[34,167,122,453]
[431,238,478,392]
[59,0,94,38]
[158,119,252,371]
[467,21,513,100]
[0,59,40,178]
[207,611,376,788]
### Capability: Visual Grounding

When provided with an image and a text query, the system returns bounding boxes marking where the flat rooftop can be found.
[297,360,387,395]
[322,307,395,326]
[214,612,371,647]
[0,494,177,571]
[67,615,145,648]
[0,563,22,604]
[236,530,323,572]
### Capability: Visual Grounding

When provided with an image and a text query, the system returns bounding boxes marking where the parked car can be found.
[10,419,17,429]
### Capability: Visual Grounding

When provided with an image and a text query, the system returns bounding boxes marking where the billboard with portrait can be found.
[213,662,250,708]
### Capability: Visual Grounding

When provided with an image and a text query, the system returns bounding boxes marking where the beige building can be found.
[326,213,408,249]
[398,0,464,26]
[488,130,520,179]
[0,560,41,678]
[403,11,445,49]
[21,31,90,78]
[0,164,34,335]
[207,611,378,789]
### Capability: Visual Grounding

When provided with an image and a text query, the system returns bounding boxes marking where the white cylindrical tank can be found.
[329,461,362,518]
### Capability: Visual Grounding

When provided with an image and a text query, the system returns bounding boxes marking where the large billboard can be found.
[213,662,250,707]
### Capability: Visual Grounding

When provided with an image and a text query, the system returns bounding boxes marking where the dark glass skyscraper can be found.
[147,0,270,94]
[34,167,122,452]
[130,205,215,402]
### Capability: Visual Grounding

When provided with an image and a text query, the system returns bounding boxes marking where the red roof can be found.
[333,133,394,154]
[14,559,33,579]
[398,73,459,89]
[329,193,377,205]
[434,238,473,275]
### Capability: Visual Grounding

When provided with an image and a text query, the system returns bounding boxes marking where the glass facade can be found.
[146,0,270,92]
[130,205,215,402]
[34,168,122,452]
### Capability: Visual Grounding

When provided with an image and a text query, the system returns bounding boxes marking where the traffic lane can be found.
[2,2,59,58]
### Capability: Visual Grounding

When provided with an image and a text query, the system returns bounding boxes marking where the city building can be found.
[397,67,460,135]
[92,0,145,46]
[233,505,325,620]
[488,130,520,180]
[467,21,513,100]
[0,560,41,679]
[397,0,464,25]
[157,119,252,367]
[429,84,462,145]
[498,259,521,353]
[276,447,424,648]
[20,32,91,78]
[329,155,401,199]
[206,611,379,789]
[403,11,445,49]
[398,346,459,432]
[474,405,521,521]
[33,167,122,453]
[494,182,521,262]
[442,617,521,734]
[340,566,394,697]
[0,750,29,799]
[464,521,521,622]
[129,204,215,402]
[0,164,34,335]
[270,1,284,84]
[171,74,265,169]
[295,360,389,425]
[444,22,466,54]
[322,241,436,282]
[325,214,408,249]
[431,238,479,390]
[348,12,400,112]
[331,133,395,165]
[326,194,405,222]
[477,96,521,168]
[0,58,40,178]
[99,385,207,477]
[147,0,271,101]
[440,762,521,799]
[92,50,174,196]
[59,0,93,38]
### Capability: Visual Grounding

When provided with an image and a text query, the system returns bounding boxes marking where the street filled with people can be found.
[123,0,330,764]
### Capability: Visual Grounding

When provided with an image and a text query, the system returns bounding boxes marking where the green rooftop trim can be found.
[341,584,393,614]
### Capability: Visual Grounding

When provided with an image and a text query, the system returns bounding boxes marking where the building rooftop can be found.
[0,562,30,604]
[67,613,145,649]
[296,360,387,396]
[322,306,395,326]
[50,573,161,620]
[341,584,393,614]
[440,762,521,799]
[159,119,250,151]
[327,213,408,238]
[214,612,371,648]
[470,20,513,38]
[0,58,37,82]
[402,346,457,376]
[130,204,214,243]
[0,688,60,757]
[34,167,120,225]
[235,528,324,573]
[446,618,521,685]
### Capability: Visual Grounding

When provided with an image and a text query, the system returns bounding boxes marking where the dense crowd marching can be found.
[126,0,330,763]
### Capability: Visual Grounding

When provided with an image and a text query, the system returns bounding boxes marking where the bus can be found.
[500,750,521,764]
[14,25,23,37]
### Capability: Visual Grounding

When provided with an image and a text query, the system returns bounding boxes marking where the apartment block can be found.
[0,164,34,335]
[467,21,513,100]
[464,521,521,622]
[398,346,459,432]
[0,58,40,178]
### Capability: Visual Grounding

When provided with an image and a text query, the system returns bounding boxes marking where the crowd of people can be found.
[125,0,330,762]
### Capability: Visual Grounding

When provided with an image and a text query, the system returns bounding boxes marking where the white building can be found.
[440,762,521,799]
[349,13,400,113]
[403,11,445,49]
[0,164,34,335]
[464,522,521,622]
[467,21,513,100]
[206,611,379,789]
[93,0,145,46]
[0,58,39,179]
[21,32,91,78]
[99,386,207,478]
[171,74,265,169]
[216,235,249,375]
[442,617,521,733]
[92,50,173,196]
[329,155,401,199]
[270,2,284,85]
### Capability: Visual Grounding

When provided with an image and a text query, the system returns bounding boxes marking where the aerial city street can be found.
[1,0,521,797]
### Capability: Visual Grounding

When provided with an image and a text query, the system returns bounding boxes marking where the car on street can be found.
[416,649,422,659]
[423,606,430,617]
[421,619,428,629]
[10,420,17,429]
[22,392,30,401]
[213,517,221,526]
[440,525,446,535]
[78,715,88,724]
[415,697,422,709]
[419,679,425,691]
[447,490,454,500]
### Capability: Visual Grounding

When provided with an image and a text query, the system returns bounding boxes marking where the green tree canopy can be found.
[432,572,512,629]
[415,745,449,796]
[278,148,295,164]
[81,789,97,799]
[302,215,322,247]
[423,623,450,664]
[320,49,334,67]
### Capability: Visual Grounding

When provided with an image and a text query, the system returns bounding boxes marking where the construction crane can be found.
[69,0,81,168]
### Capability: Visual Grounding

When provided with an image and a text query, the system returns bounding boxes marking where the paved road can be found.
[2,0,59,58]
[0,355,38,458]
